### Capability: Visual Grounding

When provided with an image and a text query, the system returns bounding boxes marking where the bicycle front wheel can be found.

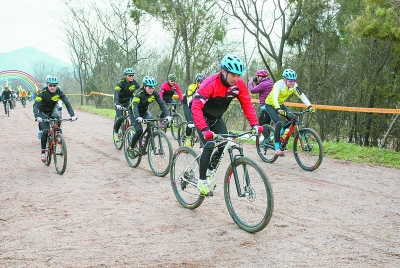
[224,156,274,233]
[177,121,188,147]
[6,103,10,117]
[170,146,204,209]
[255,124,278,163]
[170,113,183,140]
[45,138,52,166]
[113,117,123,150]
[148,130,173,177]
[54,133,67,175]
[293,128,323,171]
[124,126,142,168]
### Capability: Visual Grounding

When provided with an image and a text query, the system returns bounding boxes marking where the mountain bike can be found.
[123,118,173,177]
[160,103,183,140]
[177,121,203,148]
[42,118,75,175]
[113,106,131,150]
[256,110,323,171]
[3,99,11,117]
[170,131,274,233]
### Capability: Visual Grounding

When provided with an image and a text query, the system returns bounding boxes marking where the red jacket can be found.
[191,73,259,131]
[159,81,183,101]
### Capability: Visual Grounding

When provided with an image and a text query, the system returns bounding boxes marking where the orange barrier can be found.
[67,91,400,114]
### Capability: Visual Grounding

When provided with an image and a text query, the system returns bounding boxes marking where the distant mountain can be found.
[0,47,72,74]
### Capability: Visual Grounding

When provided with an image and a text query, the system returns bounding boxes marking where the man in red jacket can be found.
[191,54,263,195]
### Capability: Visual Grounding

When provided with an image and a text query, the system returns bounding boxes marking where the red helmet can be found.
[256,69,268,77]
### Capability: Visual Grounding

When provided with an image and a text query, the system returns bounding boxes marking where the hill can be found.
[0,47,72,74]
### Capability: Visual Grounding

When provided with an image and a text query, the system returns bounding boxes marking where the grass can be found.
[75,105,400,169]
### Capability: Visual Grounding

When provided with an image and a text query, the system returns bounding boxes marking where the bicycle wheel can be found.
[54,133,67,175]
[255,124,278,163]
[170,146,204,209]
[293,128,323,171]
[148,130,173,177]
[6,102,10,117]
[177,121,188,147]
[124,126,142,168]
[224,156,274,233]
[113,117,124,150]
[45,137,52,166]
[170,113,183,140]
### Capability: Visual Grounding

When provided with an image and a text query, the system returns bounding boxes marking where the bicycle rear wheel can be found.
[113,117,124,150]
[255,124,278,163]
[170,113,183,140]
[177,121,188,147]
[148,130,173,177]
[54,133,67,175]
[293,128,323,171]
[124,126,142,168]
[170,146,204,209]
[224,156,274,233]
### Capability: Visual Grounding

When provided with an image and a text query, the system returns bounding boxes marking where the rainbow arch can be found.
[0,70,40,93]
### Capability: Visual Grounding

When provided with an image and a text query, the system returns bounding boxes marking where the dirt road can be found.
[1,103,399,267]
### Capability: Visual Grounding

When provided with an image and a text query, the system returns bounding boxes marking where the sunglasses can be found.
[147,86,155,89]
[48,84,57,88]
[169,80,176,83]
[286,79,296,83]
[127,74,134,77]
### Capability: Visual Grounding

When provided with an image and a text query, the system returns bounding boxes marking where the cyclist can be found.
[248,69,274,144]
[182,73,205,146]
[113,68,140,142]
[1,86,12,114]
[20,90,28,105]
[127,76,172,158]
[264,68,316,156]
[191,54,263,195]
[159,74,183,118]
[33,76,77,162]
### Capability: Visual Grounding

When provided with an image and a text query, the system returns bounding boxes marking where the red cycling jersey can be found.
[159,81,183,102]
[191,73,259,131]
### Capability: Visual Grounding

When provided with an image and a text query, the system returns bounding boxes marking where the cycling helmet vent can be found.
[256,69,268,77]
[195,73,205,83]
[168,74,177,81]
[46,76,59,84]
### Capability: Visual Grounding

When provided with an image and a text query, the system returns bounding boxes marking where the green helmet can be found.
[168,74,177,81]
[124,68,135,75]
[142,76,157,87]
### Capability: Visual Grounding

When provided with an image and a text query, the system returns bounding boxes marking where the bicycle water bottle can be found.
[282,128,289,139]
[141,137,146,146]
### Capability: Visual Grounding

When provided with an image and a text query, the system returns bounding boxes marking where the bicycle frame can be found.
[139,119,161,154]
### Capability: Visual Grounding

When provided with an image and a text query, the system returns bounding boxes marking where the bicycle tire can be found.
[54,133,68,175]
[45,137,52,166]
[177,121,188,147]
[6,102,10,117]
[170,146,204,209]
[170,113,183,140]
[123,126,142,168]
[113,117,124,150]
[255,124,278,163]
[148,130,173,177]
[293,128,323,171]
[224,156,274,233]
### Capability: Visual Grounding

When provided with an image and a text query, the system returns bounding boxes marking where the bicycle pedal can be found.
[202,191,214,197]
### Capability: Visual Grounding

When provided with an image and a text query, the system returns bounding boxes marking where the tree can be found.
[349,0,400,43]
[218,0,303,81]
[132,0,227,88]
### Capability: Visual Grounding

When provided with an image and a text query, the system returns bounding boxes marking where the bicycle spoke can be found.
[54,134,68,175]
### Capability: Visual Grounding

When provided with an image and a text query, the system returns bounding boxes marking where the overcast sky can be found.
[0,0,71,63]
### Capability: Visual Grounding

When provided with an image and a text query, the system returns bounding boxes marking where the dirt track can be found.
[1,103,399,267]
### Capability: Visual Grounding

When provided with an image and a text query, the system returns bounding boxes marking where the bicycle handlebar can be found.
[213,131,253,140]
[40,118,76,123]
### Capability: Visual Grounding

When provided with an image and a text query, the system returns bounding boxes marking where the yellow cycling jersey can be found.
[265,79,311,109]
